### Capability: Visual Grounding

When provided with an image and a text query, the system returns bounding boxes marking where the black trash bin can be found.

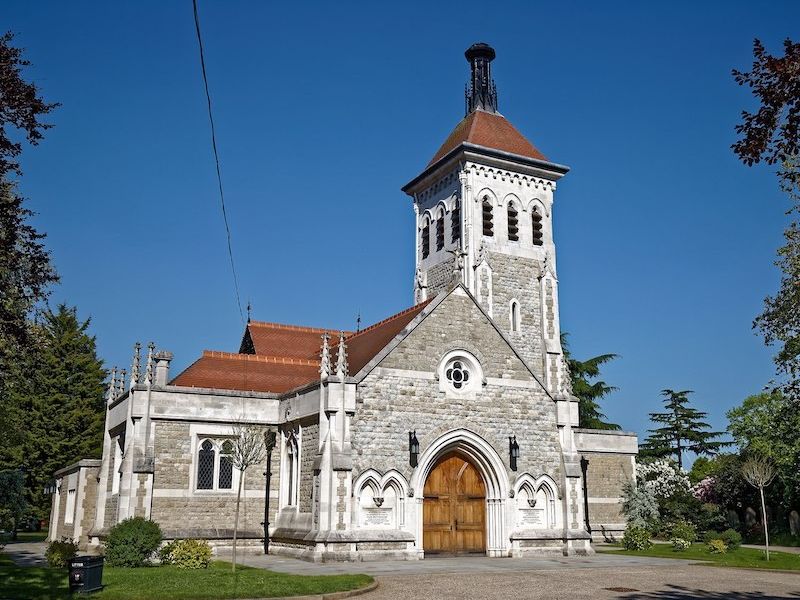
[67,555,104,594]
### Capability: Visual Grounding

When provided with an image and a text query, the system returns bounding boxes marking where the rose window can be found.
[445,360,470,390]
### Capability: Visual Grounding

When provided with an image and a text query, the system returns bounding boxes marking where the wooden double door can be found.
[423,453,486,554]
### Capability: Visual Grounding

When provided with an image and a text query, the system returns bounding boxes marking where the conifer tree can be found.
[562,334,621,430]
[642,389,729,469]
[8,305,106,517]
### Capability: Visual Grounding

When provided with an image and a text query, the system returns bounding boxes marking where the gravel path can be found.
[367,564,800,599]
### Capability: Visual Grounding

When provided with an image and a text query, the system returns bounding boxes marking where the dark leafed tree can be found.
[641,389,729,469]
[562,334,621,430]
[732,39,800,398]
[0,31,59,178]
[6,305,106,517]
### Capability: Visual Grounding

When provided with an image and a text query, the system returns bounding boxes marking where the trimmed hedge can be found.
[159,539,212,569]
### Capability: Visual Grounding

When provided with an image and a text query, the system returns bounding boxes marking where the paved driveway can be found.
[227,553,800,599]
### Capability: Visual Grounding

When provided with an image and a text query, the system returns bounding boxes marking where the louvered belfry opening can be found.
[436,217,445,251]
[422,223,430,258]
[451,200,461,243]
[482,198,494,237]
[507,204,519,241]
[532,209,544,246]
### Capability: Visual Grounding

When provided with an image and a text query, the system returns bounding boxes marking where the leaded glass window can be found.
[445,359,470,390]
[197,439,215,490]
[219,440,233,489]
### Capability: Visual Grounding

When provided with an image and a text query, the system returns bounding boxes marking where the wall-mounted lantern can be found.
[409,431,419,468]
[509,435,519,471]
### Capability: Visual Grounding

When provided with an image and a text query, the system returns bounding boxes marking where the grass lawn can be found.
[602,542,800,571]
[0,554,373,600]
[1,530,48,544]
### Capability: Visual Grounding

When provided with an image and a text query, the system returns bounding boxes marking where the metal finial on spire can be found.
[464,42,498,115]
[356,312,361,334]
[107,366,118,402]
[335,331,348,377]
[130,342,141,389]
[145,342,155,385]
[246,301,252,323]
[320,332,331,379]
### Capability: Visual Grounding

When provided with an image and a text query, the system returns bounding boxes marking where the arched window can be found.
[510,300,520,332]
[285,434,299,506]
[482,197,494,237]
[507,203,519,241]
[197,439,215,490]
[219,440,233,490]
[421,221,430,258]
[451,199,461,243]
[531,208,543,246]
[436,216,445,251]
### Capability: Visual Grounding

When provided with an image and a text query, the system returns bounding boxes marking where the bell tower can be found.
[402,43,571,395]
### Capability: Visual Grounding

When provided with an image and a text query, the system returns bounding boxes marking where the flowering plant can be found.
[691,476,717,503]
[636,460,691,499]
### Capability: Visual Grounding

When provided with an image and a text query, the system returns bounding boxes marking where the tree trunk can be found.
[232,471,243,572]
[759,486,770,561]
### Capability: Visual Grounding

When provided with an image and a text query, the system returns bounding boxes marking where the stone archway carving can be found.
[411,428,510,557]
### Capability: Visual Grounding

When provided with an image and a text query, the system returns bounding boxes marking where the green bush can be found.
[707,539,728,554]
[718,528,742,550]
[104,517,162,567]
[670,537,691,551]
[623,526,652,551]
[45,538,78,568]
[159,539,212,569]
[669,520,697,544]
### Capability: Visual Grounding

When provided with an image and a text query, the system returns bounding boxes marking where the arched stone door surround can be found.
[410,428,510,557]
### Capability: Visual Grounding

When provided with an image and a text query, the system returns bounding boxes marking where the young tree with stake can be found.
[230,421,266,572]
[741,456,777,561]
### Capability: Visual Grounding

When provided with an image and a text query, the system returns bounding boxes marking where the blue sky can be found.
[5,1,798,451]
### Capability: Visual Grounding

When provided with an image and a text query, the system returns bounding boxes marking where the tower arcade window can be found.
[482,198,494,237]
[422,222,430,258]
[436,217,445,251]
[510,300,520,332]
[507,203,519,241]
[451,199,461,243]
[531,208,543,246]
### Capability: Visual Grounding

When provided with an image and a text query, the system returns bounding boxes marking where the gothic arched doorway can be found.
[423,453,486,554]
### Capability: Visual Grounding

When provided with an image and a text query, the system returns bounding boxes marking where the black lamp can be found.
[262,428,278,555]
[509,435,519,471]
[408,431,419,467]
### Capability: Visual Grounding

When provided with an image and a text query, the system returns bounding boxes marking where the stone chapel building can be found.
[49,43,637,561]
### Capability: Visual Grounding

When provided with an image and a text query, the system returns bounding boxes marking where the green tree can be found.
[732,39,800,398]
[727,392,800,510]
[7,305,106,517]
[562,334,621,430]
[641,389,729,469]
[0,469,27,539]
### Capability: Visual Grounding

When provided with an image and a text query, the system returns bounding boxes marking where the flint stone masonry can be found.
[300,421,319,513]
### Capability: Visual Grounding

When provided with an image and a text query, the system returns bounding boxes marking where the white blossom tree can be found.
[741,456,777,561]
[230,421,267,571]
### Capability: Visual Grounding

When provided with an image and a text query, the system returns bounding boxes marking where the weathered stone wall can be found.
[53,480,71,540]
[299,421,319,513]
[583,453,633,529]
[487,252,544,379]
[352,291,562,486]
[425,257,456,298]
[150,419,280,539]
[77,467,100,547]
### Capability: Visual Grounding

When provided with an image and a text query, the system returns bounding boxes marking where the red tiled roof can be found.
[171,300,433,394]
[427,109,548,167]
[241,321,352,359]
[333,298,432,375]
[170,351,320,394]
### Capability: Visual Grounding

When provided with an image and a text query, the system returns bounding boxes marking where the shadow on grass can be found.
[621,586,800,600]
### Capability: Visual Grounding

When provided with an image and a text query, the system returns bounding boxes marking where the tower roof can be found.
[426,109,548,168]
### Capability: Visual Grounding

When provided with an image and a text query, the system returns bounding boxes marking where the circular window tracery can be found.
[445,359,471,390]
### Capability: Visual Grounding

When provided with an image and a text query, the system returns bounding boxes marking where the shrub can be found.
[669,520,697,544]
[623,526,652,551]
[45,538,78,568]
[718,528,742,550]
[104,517,162,567]
[159,539,212,569]
[707,539,728,554]
[670,537,691,551]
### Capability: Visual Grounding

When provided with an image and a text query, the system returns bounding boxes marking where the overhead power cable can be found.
[191,0,244,323]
